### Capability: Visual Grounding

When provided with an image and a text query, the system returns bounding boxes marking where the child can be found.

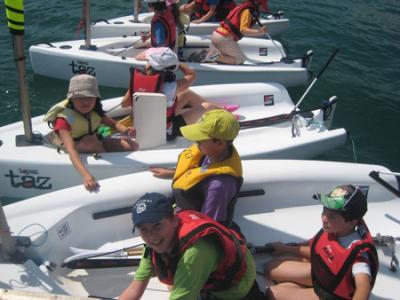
[44,74,138,192]
[119,192,258,300]
[149,109,243,227]
[264,185,379,300]
[166,0,189,58]
[122,47,238,140]
[207,0,268,64]
[180,0,236,23]
[135,0,176,58]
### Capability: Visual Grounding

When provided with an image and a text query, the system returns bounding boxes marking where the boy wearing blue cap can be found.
[264,185,379,300]
[150,109,243,228]
[119,192,260,300]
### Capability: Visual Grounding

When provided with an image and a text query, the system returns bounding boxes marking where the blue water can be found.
[1,0,399,174]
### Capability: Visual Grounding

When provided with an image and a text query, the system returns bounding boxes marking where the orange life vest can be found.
[219,2,258,41]
[128,69,177,130]
[146,210,248,291]
[194,0,236,21]
[151,10,176,49]
[311,222,379,299]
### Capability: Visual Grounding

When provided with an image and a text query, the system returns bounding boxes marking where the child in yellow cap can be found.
[150,109,242,228]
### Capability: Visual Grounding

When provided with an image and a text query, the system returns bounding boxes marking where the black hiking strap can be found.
[223,18,243,40]
[239,98,337,129]
[222,7,258,40]
[369,170,400,198]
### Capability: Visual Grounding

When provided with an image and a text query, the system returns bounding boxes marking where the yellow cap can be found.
[180,109,240,142]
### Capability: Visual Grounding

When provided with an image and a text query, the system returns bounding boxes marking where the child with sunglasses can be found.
[264,184,379,300]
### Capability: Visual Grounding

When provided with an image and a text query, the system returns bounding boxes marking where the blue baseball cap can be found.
[131,193,174,231]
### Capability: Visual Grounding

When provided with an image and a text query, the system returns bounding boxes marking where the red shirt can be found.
[54,117,71,132]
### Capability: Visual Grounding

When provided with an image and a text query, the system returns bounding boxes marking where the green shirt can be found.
[134,238,256,300]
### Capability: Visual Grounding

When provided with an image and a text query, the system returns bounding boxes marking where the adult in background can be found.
[264,185,379,300]
[206,0,268,64]
[119,192,263,300]
[150,109,242,228]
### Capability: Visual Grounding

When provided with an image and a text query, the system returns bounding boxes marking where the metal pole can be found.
[5,0,38,145]
[84,0,91,49]
[133,0,139,23]
[14,35,33,142]
[294,49,339,111]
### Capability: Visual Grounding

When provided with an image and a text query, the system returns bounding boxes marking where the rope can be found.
[291,115,302,137]
[348,132,358,163]
[17,223,48,247]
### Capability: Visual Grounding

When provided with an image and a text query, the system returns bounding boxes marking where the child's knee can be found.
[236,54,245,65]
[202,102,218,111]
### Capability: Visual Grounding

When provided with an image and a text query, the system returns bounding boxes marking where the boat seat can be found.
[133,92,167,150]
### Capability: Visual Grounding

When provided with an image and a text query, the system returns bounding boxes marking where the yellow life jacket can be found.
[172,143,242,191]
[44,99,102,140]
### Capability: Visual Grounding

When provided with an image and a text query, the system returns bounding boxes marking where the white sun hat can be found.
[146,47,179,71]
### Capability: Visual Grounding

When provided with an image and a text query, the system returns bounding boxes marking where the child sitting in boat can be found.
[136,0,189,59]
[119,192,263,300]
[44,74,138,192]
[150,109,243,229]
[122,47,239,140]
[180,0,236,23]
[264,184,379,300]
[134,0,176,58]
[206,0,268,64]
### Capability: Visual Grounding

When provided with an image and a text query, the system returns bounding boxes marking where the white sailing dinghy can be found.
[91,11,289,38]
[0,82,347,199]
[1,160,399,300]
[29,34,313,88]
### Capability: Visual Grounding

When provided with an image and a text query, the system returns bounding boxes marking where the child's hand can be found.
[83,174,99,192]
[149,167,175,178]
[125,127,136,138]
[264,241,287,255]
[259,26,267,34]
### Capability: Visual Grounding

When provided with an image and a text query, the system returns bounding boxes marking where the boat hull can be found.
[0,82,346,199]
[3,160,399,299]
[29,35,311,88]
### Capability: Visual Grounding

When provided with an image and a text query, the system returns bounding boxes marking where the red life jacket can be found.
[151,10,176,49]
[194,0,236,21]
[128,69,177,130]
[146,210,248,291]
[310,222,379,300]
[219,2,258,41]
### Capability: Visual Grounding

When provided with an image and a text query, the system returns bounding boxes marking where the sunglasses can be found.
[320,186,360,210]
